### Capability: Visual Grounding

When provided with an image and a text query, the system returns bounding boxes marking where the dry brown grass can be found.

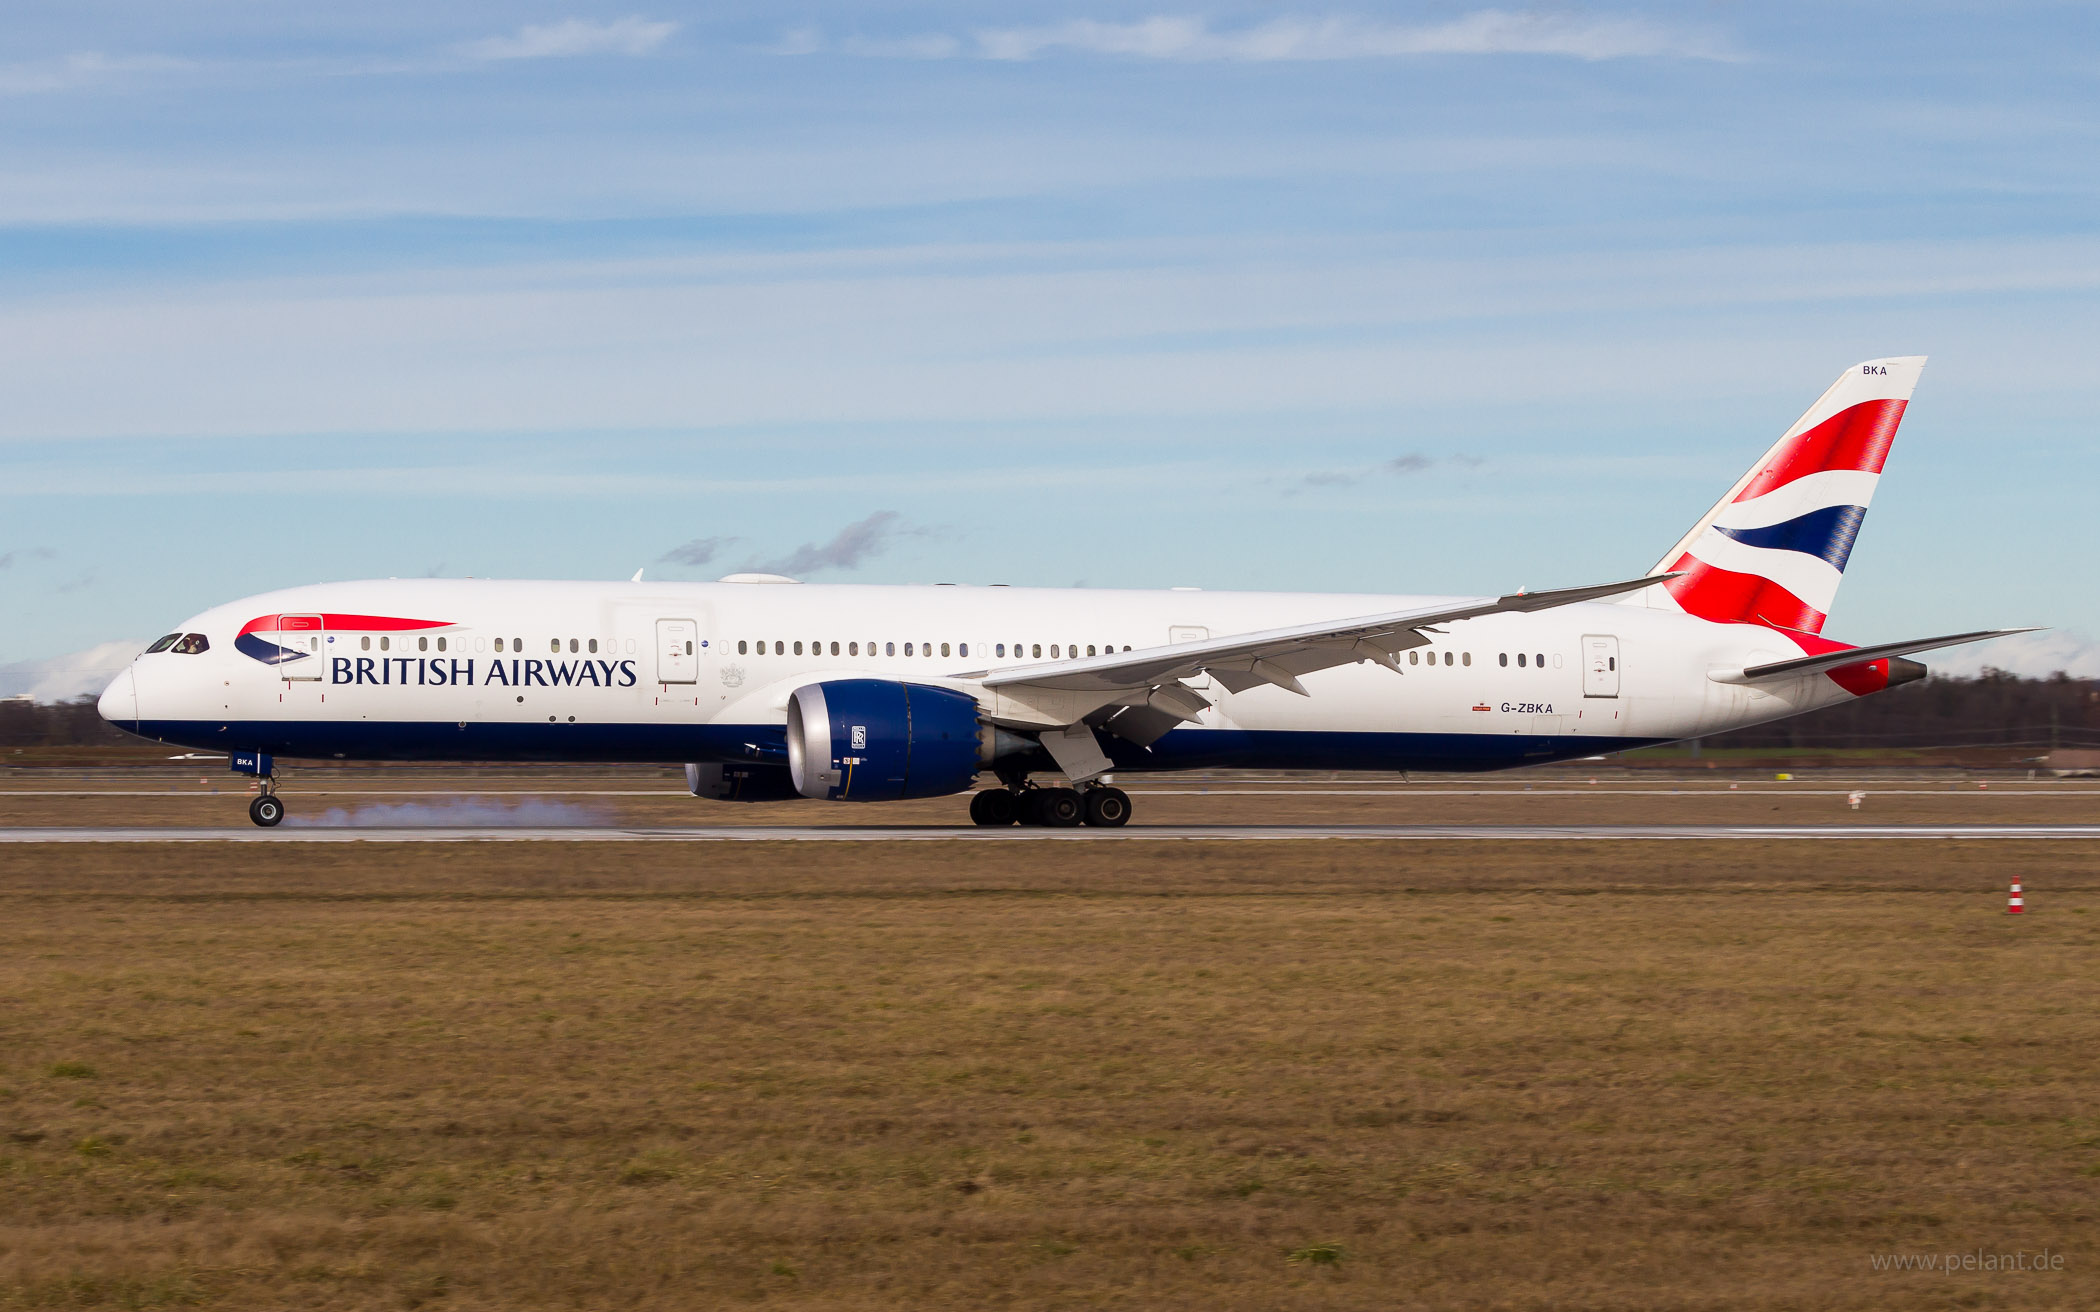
[1,837,2097,1309]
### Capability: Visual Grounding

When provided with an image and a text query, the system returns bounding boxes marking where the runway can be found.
[5,823,2100,843]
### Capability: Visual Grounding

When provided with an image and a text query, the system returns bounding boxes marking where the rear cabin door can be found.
[656,618,699,685]
[276,614,326,680]
[1582,634,1620,697]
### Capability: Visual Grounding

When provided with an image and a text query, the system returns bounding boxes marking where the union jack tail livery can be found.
[1641,356,1925,635]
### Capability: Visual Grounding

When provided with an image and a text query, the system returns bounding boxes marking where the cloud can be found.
[462,17,677,62]
[659,535,740,567]
[795,12,1741,64]
[1294,452,1472,491]
[1933,630,2100,681]
[0,639,143,703]
[0,547,56,570]
[754,511,920,576]
[0,51,195,95]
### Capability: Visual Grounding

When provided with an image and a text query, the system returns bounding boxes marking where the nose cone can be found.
[98,666,137,730]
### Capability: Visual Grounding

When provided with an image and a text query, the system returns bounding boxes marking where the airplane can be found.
[97,356,2031,828]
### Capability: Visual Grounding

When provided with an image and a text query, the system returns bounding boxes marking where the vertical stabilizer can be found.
[1634,356,1925,634]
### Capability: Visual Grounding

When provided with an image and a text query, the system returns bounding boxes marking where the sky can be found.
[3,1,2096,698]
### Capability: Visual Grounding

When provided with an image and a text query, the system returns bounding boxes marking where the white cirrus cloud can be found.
[0,51,195,95]
[792,11,1742,64]
[462,16,678,62]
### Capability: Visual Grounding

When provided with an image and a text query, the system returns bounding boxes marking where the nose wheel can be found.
[248,789,285,827]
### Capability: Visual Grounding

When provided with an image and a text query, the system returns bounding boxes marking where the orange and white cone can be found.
[2007,877,2024,915]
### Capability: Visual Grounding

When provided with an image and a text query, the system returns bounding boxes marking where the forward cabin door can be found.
[276,614,326,680]
[1582,634,1620,697]
[656,618,699,685]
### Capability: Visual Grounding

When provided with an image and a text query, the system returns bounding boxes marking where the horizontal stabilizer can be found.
[1713,628,2040,684]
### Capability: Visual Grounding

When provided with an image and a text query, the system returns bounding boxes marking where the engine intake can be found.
[786,679,984,801]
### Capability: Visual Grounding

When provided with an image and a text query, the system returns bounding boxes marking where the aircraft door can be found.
[1169,625,1211,690]
[276,614,326,680]
[656,618,699,685]
[1582,635,1620,697]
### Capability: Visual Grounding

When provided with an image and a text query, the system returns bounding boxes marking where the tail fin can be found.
[1637,356,1925,634]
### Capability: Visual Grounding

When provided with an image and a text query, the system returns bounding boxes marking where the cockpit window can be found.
[171,633,210,655]
[146,634,182,654]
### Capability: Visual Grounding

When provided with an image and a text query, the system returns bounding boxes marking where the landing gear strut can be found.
[234,751,285,827]
[970,783,1131,828]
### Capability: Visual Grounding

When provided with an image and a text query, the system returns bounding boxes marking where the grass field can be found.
[2,828,2097,1310]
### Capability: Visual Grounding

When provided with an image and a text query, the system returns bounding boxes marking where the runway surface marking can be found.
[5,824,2100,843]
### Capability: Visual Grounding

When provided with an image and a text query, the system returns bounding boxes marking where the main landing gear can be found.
[970,782,1131,828]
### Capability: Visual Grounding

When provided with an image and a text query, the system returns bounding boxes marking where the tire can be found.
[969,788,1018,826]
[1038,787,1084,828]
[1015,789,1045,826]
[249,795,285,828]
[1083,786,1131,827]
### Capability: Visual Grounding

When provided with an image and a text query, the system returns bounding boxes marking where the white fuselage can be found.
[100,577,1861,775]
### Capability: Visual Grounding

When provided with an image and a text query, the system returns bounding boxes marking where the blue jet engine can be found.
[786,679,985,801]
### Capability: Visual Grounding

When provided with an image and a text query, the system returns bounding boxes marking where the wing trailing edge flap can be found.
[1710,628,2041,684]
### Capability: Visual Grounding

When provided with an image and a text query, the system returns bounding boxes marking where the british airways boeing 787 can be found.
[98,357,2030,827]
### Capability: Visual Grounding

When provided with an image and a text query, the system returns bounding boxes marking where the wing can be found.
[974,573,1676,697]
[1713,628,2040,684]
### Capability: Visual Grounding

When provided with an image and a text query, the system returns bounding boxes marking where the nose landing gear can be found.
[249,791,285,827]
[232,751,286,827]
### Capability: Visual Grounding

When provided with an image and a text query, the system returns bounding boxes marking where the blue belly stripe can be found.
[123,718,1668,776]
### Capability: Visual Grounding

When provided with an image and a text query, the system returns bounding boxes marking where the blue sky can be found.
[3,2,2096,695]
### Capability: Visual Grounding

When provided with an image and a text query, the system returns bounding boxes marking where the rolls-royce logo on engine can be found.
[850,725,868,750]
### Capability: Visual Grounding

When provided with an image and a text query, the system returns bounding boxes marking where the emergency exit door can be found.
[656,618,699,685]
[1582,634,1620,697]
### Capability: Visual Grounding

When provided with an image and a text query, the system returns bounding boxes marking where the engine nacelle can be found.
[685,762,802,802]
[786,679,984,801]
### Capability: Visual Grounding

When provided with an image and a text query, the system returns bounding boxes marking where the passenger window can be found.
[886,642,895,656]
[437,637,447,652]
[997,643,1006,657]
[589,639,598,654]
[1536,654,1544,668]
[794,641,804,655]
[738,640,747,654]
[1032,644,1041,658]
[1462,652,1471,666]
[1408,650,1418,665]
[904,642,913,656]
[1443,651,1453,666]
[1609,657,1616,671]
[775,641,784,655]
[685,641,693,655]
[959,643,968,657]
[1515,653,1524,667]
[380,636,390,652]
[513,638,522,651]
[1051,644,1060,658]
[829,641,839,656]
[849,642,858,656]
[941,642,950,657]
[361,636,372,651]
[1500,653,1508,667]
[1087,645,1096,657]
[569,639,579,653]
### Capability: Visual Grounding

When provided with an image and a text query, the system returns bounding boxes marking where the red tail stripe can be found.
[1732,398,1906,502]
[238,613,451,637]
[1662,555,1830,635]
